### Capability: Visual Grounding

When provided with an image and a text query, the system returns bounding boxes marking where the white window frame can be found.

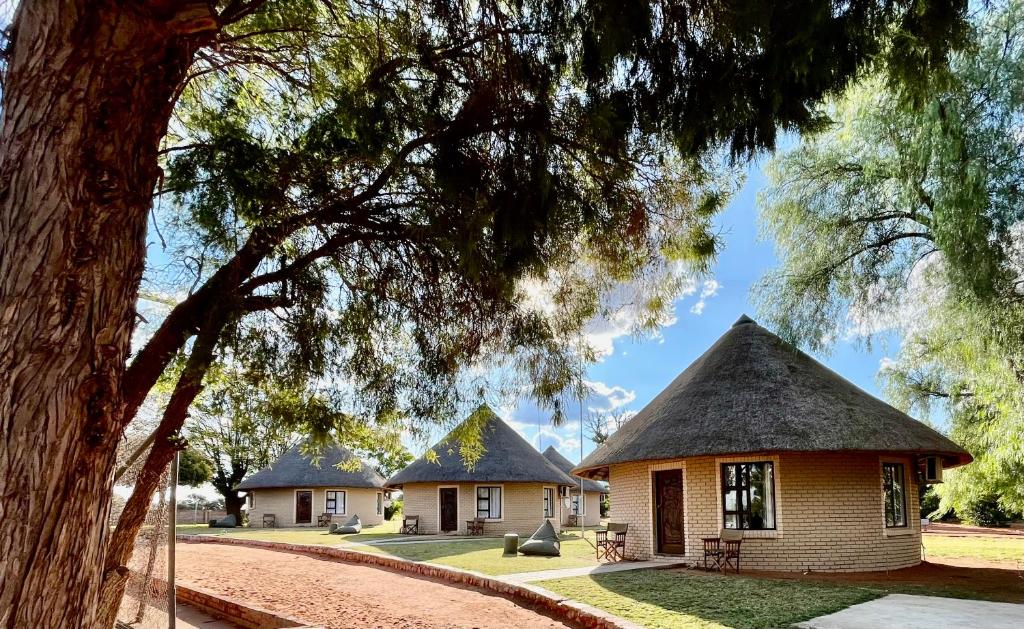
[543,486,555,518]
[571,491,586,516]
[880,456,915,537]
[325,489,347,515]
[376,492,384,516]
[437,485,459,533]
[474,484,504,521]
[714,454,781,540]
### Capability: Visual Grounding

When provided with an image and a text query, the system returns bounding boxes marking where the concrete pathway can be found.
[796,594,1024,629]
[499,559,684,584]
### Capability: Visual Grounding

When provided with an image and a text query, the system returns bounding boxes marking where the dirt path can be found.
[174,543,572,629]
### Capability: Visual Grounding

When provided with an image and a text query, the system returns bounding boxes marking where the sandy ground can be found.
[924,522,1024,537]
[174,543,573,629]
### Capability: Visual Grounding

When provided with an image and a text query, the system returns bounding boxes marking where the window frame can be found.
[720,461,777,531]
[543,486,555,518]
[325,489,347,515]
[376,492,384,516]
[882,462,908,528]
[475,485,503,520]
[571,492,585,516]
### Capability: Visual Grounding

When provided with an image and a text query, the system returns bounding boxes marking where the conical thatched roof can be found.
[542,446,608,493]
[237,442,386,490]
[574,315,971,480]
[386,408,576,487]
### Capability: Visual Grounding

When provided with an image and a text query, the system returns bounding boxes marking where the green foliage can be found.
[144,0,969,460]
[958,494,1018,527]
[757,0,1024,514]
[177,447,214,487]
[384,498,403,522]
[920,486,941,519]
[600,495,610,518]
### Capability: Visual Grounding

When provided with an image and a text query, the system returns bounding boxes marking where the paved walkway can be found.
[796,594,1024,629]
[499,559,684,584]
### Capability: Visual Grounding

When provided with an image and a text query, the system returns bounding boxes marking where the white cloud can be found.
[690,279,721,315]
[583,380,636,411]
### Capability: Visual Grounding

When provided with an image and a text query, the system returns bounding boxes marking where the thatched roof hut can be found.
[575,315,971,480]
[386,408,576,487]
[542,446,608,494]
[238,443,386,490]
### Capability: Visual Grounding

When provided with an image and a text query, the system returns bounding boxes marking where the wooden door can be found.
[439,488,458,532]
[295,490,312,524]
[655,470,685,554]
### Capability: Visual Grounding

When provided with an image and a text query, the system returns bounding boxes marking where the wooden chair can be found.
[317,512,332,527]
[400,515,419,534]
[721,529,743,573]
[262,513,276,528]
[567,514,580,528]
[704,529,743,572]
[596,522,628,561]
[466,518,485,535]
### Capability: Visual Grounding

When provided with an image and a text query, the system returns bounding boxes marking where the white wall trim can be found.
[292,488,314,525]
[324,488,347,516]
[473,483,505,522]
[542,485,556,519]
[647,460,685,556]
[714,454,781,539]
[879,455,915,537]
[437,485,459,533]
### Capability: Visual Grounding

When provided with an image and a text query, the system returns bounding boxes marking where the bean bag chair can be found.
[209,514,237,528]
[518,520,560,557]
[330,514,361,534]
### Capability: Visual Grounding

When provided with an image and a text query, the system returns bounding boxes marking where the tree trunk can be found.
[224,491,246,524]
[0,3,216,628]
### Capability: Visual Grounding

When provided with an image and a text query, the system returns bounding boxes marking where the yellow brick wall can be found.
[399,482,561,536]
[248,487,385,527]
[609,452,921,572]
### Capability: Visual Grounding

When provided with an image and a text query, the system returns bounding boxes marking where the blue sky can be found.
[503,158,900,466]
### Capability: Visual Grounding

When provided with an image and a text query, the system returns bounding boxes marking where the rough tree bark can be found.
[0,3,217,628]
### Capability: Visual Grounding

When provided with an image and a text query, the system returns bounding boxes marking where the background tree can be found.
[0,1,971,626]
[756,0,1024,518]
[585,410,633,445]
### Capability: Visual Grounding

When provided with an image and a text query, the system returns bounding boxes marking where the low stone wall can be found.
[146,574,320,629]
[178,534,641,629]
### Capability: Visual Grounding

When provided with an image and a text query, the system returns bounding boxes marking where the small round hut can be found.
[573,315,971,572]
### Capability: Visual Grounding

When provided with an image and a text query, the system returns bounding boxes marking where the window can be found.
[325,490,346,515]
[376,492,383,516]
[543,487,554,518]
[476,486,502,519]
[571,493,585,516]
[882,463,907,527]
[721,462,776,530]
[246,493,253,509]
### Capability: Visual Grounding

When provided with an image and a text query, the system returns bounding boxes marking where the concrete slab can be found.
[796,594,1024,629]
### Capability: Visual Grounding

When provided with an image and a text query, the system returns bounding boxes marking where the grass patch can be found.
[923,534,1024,564]
[176,519,403,545]
[353,529,601,575]
[540,569,883,629]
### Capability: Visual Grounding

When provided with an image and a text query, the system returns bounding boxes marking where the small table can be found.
[466,518,485,535]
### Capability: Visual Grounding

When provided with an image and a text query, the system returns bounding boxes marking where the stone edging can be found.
[146,574,321,629]
[177,534,644,629]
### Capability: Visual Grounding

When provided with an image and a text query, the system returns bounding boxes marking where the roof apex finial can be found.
[733,314,756,327]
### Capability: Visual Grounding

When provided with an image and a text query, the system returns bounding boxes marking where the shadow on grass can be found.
[543,569,885,629]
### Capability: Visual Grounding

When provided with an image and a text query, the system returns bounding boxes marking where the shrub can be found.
[920,487,941,519]
[960,494,1013,527]
[385,498,403,521]
[600,495,610,518]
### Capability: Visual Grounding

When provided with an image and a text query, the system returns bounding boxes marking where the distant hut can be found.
[574,315,971,572]
[386,407,576,535]
[239,443,387,527]
[542,446,608,527]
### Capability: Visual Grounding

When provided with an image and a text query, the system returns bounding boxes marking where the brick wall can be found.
[400,482,561,536]
[248,487,385,527]
[609,452,921,572]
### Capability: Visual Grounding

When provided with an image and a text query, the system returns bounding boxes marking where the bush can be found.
[385,498,403,521]
[920,487,941,519]
[960,494,1013,527]
[600,495,610,518]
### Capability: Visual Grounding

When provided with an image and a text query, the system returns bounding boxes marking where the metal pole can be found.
[579,396,585,541]
[168,450,179,629]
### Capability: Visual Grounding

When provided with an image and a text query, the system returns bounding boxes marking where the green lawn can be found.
[923,534,1024,564]
[541,569,883,629]
[353,529,602,575]
[176,518,405,545]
